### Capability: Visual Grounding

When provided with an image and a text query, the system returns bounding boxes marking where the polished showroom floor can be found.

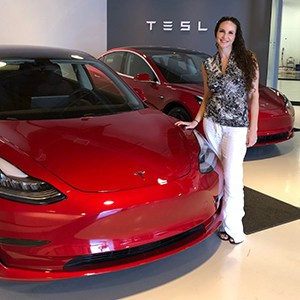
[0,81,299,300]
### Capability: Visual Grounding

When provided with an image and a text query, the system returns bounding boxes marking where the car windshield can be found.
[142,49,209,84]
[0,59,144,120]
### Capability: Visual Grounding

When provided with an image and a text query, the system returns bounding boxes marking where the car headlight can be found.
[279,91,293,110]
[193,131,218,174]
[270,88,294,110]
[0,158,66,205]
[195,95,203,104]
[283,95,294,110]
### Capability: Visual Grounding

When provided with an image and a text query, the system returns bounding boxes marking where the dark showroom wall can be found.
[107,0,272,84]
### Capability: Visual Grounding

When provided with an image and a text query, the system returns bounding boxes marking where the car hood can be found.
[1,109,196,192]
[170,83,288,116]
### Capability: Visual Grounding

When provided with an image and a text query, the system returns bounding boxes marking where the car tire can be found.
[167,106,192,121]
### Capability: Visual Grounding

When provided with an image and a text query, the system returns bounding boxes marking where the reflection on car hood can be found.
[168,83,202,93]
[1,109,196,192]
[258,85,287,112]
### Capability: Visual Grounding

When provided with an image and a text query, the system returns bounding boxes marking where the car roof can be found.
[119,45,207,55]
[0,45,95,60]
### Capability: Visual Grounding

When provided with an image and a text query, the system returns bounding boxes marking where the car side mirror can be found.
[134,73,152,82]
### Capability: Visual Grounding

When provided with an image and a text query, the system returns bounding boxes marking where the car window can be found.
[145,50,208,84]
[162,54,201,83]
[58,63,78,81]
[124,53,156,80]
[0,59,144,120]
[100,52,124,73]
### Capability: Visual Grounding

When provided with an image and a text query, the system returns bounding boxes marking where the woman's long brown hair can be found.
[215,16,258,92]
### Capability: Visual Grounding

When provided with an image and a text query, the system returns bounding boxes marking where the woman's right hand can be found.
[174,120,199,129]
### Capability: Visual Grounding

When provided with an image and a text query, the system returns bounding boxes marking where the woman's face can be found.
[215,20,237,51]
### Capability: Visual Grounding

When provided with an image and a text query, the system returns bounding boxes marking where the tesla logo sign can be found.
[146,21,208,32]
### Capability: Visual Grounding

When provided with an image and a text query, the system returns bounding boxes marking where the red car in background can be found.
[99,46,295,146]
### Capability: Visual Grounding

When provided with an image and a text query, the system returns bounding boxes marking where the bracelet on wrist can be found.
[193,119,199,124]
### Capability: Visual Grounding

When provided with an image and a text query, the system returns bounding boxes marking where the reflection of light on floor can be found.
[244,132,300,207]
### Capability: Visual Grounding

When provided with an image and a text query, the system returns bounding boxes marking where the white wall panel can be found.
[280,0,300,65]
[0,0,106,57]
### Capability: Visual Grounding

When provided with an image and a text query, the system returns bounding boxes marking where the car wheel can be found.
[167,106,192,121]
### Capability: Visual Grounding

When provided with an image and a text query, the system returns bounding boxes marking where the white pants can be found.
[204,117,247,243]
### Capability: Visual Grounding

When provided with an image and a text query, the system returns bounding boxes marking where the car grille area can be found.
[64,223,205,271]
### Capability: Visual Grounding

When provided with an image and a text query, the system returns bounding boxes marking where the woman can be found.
[175,16,259,244]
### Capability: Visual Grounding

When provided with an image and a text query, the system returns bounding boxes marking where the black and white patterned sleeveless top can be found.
[203,52,249,127]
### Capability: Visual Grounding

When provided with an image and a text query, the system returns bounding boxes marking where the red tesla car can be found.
[99,46,295,145]
[0,45,223,281]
